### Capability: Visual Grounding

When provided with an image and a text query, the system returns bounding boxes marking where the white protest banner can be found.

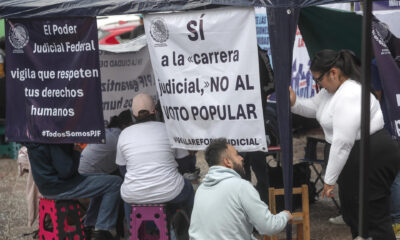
[145,7,267,151]
[99,46,157,126]
[291,27,317,99]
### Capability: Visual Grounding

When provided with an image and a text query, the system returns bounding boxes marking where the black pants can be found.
[243,151,269,203]
[337,130,400,240]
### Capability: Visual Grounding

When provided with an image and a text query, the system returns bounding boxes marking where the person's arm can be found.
[290,87,325,118]
[119,165,127,178]
[374,90,382,101]
[239,181,292,235]
[115,136,127,177]
[323,89,360,187]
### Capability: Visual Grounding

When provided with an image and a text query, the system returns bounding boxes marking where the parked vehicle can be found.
[97,15,140,28]
[98,21,139,45]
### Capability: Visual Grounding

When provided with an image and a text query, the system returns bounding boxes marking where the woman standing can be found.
[290,49,400,239]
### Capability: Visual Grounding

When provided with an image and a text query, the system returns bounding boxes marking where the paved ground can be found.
[0,158,38,240]
[0,129,353,239]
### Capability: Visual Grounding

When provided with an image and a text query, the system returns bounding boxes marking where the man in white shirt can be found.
[189,138,292,240]
[116,93,194,213]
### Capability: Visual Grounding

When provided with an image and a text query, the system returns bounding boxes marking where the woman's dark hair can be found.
[310,49,361,82]
[107,109,133,129]
[107,116,120,128]
[205,138,228,167]
[117,109,133,129]
[135,110,156,123]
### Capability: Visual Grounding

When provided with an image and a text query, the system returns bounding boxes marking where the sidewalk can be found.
[0,158,38,240]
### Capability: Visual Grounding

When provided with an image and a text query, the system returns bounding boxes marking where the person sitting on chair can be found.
[116,93,194,214]
[78,109,133,237]
[26,143,122,240]
[79,109,133,175]
[189,138,292,240]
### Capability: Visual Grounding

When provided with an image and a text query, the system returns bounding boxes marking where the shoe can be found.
[183,168,200,181]
[393,223,400,239]
[91,229,119,240]
[329,215,345,225]
[83,226,94,240]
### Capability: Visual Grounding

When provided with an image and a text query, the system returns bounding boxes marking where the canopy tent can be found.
[299,6,362,59]
[0,1,357,18]
[0,0,372,238]
[299,5,400,58]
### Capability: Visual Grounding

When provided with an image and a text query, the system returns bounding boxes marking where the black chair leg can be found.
[309,163,324,195]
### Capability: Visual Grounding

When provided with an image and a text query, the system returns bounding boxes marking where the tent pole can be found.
[267,6,300,240]
[358,0,372,239]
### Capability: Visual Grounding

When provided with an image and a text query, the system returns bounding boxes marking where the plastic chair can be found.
[130,204,169,240]
[38,198,85,240]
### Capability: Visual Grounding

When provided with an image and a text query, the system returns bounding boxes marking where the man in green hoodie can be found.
[189,138,292,240]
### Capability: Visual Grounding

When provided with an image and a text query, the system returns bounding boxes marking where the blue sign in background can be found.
[255,6,272,66]
[5,17,105,143]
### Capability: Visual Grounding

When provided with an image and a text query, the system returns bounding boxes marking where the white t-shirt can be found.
[116,121,187,204]
[291,80,384,185]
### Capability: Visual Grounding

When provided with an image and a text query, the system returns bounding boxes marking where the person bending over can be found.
[189,138,292,240]
[290,49,400,239]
